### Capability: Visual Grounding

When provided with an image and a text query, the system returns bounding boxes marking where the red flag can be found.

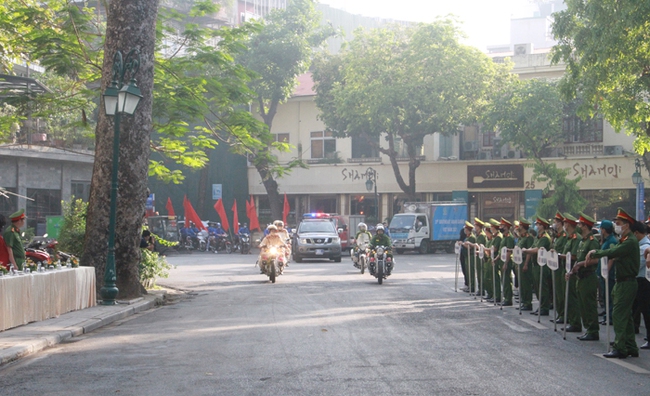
[283,193,290,224]
[245,197,251,219]
[232,199,239,234]
[213,198,230,231]
[248,195,260,231]
[183,195,207,231]
[165,197,175,217]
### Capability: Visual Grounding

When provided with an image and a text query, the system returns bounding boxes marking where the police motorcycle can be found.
[352,222,372,275]
[238,231,251,254]
[368,245,393,284]
[257,225,287,283]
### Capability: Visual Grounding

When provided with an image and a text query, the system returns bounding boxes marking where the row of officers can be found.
[458,208,650,359]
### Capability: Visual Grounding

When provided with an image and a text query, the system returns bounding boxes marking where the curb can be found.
[0,293,164,367]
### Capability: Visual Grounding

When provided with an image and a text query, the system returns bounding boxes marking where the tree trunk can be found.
[82,0,159,299]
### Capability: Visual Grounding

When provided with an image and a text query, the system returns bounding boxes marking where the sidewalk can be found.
[0,290,168,367]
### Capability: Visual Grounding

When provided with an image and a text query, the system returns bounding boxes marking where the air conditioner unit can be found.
[604,145,624,155]
[479,151,491,160]
[493,147,502,158]
[463,141,479,152]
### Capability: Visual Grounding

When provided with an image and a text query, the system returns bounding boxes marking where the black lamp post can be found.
[100,49,142,305]
[365,168,378,222]
[632,158,644,220]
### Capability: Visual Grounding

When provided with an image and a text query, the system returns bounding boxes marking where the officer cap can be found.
[615,207,635,224]
[563,213,578,226]
[577,212,595,228]
[9,209,25,222]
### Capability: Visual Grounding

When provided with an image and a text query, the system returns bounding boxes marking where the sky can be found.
[319,0,537,51]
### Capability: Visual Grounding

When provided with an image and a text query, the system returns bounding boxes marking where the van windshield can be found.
[389,215,415,230]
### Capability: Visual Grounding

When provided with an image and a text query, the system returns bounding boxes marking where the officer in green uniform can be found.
[587,208,640,358]
[473,218,488,296]
[481,223,495,299]
[523,216,552,315]
[487,218,503,303]
[551,212,568,323]
[559,213,583,332]
[515,218,535,310]
[4,209,26,270]
[462,221,477,293]
[567,213,601,340]
[499,218,516,306]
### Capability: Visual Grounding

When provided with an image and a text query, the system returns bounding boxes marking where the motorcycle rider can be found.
[238,223,251,253]
[257,225,288,273]
[207,222,219,252]
[370,224,394,274]
[352,222,372,268]
[274,220,292,263]
[180,222,197,249]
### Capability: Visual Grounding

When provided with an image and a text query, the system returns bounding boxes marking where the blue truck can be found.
[388,202,467,254]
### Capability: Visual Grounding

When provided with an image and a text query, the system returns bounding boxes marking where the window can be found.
[0,188,18,216]
[563,114,603,143]
[440,134,453,157]
[482,131,497,147]
[274,133,289,143]
[351,134,379,159]
[71,181,91,202]
[310,131,336,159]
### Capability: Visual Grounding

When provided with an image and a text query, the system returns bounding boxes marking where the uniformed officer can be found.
[462,221,477,293]
[551,212,568,323]
[499,218,516,306]
[481,223,495,299]
[567,212,601,340]
[4,209,26,270]
[587,208,640,358]
[558,213,582,332]
[515,218,535,311]
[524,216,552,315]
[487,218,503,303]
[473,218,488,296]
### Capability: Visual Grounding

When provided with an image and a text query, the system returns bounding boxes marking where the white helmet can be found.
[266,224,278,232]
[273,220,284,228]
[376,225,385,232]
[358,222,367,231]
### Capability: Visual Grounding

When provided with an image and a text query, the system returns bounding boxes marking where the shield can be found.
[565,252,572,272]
[537,247,547,266]
[601,257,609,279]
[512,246,523,265]
[454,241,461,255]
[547,250,559,271]
[500,246,508,262]
[479,245,485,259]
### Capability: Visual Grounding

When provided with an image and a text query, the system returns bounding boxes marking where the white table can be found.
[0,267,96,331]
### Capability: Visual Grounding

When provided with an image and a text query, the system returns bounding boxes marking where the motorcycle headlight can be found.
[377,247,384,255]
[269,247,278,255]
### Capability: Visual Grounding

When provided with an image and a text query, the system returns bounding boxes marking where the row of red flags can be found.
[165,194,290,233]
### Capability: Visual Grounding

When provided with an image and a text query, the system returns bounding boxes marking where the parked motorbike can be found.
[238,233,251,254]
[368,245,393,284]
[25,245,51,267]
[259,245,286,283]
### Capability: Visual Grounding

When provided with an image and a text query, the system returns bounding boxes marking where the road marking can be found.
[498,317,530,332]
[520,318,548,330]
[595,354,650,374]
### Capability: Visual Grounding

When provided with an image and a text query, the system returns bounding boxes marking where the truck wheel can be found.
[419,240,429,254]
[395,249,405,255]
[294,254,303,263]
[333,256,342,263]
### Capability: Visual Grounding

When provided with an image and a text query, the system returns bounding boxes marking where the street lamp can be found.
[632,158,644,220]
[100,49,142,305]
[365,168,378,223]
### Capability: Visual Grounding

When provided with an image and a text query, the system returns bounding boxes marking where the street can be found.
[1,251,649,395]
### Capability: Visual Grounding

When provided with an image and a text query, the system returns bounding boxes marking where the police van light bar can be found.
[303,213,331,219]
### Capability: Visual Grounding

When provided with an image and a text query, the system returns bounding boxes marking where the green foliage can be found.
[313,20,510,199]
[139,248,172,289]
[58,198,87,257]
[532,162,587,219]
[551,0,650,157]
[482,79,564,160]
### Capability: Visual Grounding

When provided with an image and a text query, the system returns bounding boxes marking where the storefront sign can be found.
[468,164,524,189]
[572,162,622,179]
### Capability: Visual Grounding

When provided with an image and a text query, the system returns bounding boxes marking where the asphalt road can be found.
[1,251,649,395]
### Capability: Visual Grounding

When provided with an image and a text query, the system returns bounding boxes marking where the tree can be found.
[552,0,650,172]
[82,0,159,298]
[237,0,335,220]
[482,78,587,217]
[312,21,509,201]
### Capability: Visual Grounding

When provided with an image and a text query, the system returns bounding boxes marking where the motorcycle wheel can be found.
[377,260,384,284]
[360,256,365,274]
[270,261,276,283]
[226,243,232,254]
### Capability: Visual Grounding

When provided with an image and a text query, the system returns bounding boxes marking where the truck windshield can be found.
[389,215,415,230]
[299,221,336,233]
